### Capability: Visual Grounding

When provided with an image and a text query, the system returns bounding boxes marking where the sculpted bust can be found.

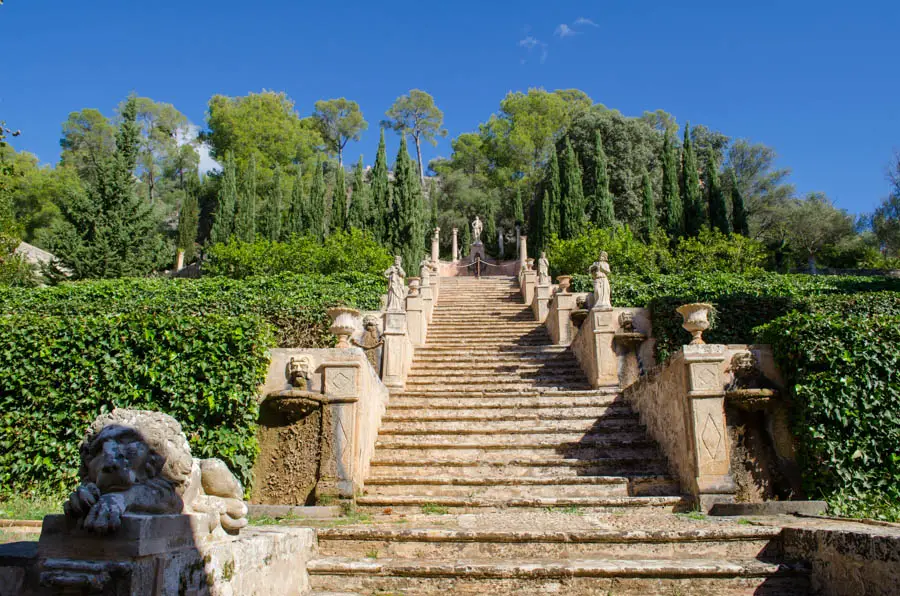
[64,409,248,535]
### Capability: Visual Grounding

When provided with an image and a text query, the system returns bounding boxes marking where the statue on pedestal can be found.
[590,251,612,310]
[472,216,483,244]
[538,251,551,285]
[384,256,407,312]
[419,254,437,287]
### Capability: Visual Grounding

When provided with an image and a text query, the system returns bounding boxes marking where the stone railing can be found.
[569,306,654,389]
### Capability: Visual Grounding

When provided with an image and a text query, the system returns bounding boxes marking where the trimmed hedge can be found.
[570,273,900,362]
[0,272,384,348]
[758,312,900,521]
[0,313,273,495]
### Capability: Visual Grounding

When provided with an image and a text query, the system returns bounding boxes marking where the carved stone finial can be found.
[327,307,360,349]
[676,303,713,345]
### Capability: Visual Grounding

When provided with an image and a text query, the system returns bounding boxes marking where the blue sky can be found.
[1,0,898,215]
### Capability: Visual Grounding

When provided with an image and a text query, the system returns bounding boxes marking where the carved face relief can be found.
[288,356,313,388]
[85,430,158,494]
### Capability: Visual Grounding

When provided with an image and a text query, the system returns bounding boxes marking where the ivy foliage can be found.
[0,313,273,496]
[0,272,384,348]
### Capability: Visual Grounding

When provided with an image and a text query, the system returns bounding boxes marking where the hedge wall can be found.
[0,272,384,348]
[0,313,273,495]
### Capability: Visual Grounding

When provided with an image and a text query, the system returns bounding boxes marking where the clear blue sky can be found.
[2,0,898,215]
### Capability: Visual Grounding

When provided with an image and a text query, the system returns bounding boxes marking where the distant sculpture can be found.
[537,252,551,285]
[419,254,437,286]
[384,255,407,312]
[590,251,612,310]
[472,216,483,244]
[64,409,248,535]
[288,355,313,390]
[433,227,441,242]
[352,316,385,371]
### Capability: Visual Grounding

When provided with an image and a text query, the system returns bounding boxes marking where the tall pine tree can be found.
[640,168,657,240]
[308,157,326,241]
[330,165,348,233]
[348,156,370,231]
[706,153,730,234]
[730,171,749,236]
[661,132,683,237]
[234,154,257,242]
[371,129,391,245]
[587,130,615,229]
[392,136,426,267]
[559,138,585,239]
[210,151,238,245]
[681,123,704,236]
[284,165,306,240]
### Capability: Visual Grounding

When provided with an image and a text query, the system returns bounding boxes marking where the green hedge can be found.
[0,313,273,496]
[758,312,900,521]
[570,273,900,362]
[0,272,384,348]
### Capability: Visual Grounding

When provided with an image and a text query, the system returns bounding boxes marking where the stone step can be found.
[368,457,671,478]
[387,395,621,410]
[370,444,664,464]
[379,417,638,434]
[403,376,588,388]
[307,556,809,595]
[382,405,635,422]
[408,362,581,373]
[363,475,678,498]
[413,347,572,357]
[375,430,654,449]
[424,329,547,338]
[354,495,689,513]
[410,355,579,366]
[400,383,595,393]
[315,526,783,560]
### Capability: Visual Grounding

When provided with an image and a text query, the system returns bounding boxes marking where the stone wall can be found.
[569,306,653,389]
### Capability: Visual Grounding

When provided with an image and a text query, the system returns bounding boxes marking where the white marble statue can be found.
[384,256,407,312]
[419,254,436,287]
[472,216,483,244]
[538,251,551,285]
[590,251,612,310]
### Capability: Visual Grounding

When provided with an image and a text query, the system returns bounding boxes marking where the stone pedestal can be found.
[589,308,618,387]
[406,293,427,348]
[381,312,409,389]
[451,228,458,262]
[547,292,576,345]
[532,283,552,323]
[518,235,528,267]
[520,270,537,306]
[470,241,485,263]
[319,361,362,498]
[682,344,736,509]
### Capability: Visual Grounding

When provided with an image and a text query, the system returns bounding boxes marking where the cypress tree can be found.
[259,164,284,241]
[176,190,199,263]
[392,136,426,267]
[706,153,730,234]
[460,219,471,257]
[640,168,656,240]
[429,179,439,232]
[371,129,391,245]
[284,165,306,239]
[513,187,525,226]
[730,170,749,236]
[348,156,369,230]
[234,154,257,242]
[587,130,615,229]
[681,123,704,236]
[661,132,683,237]
[210,151,238,245]
[559,138,585,239]
[330,165,348,233]
[308,157,326,241]
[546,145,561,239]
[539,189,552,251]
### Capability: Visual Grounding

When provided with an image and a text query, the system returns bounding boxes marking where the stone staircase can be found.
[308,276,809,594]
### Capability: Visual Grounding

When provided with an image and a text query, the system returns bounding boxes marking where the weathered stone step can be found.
[370,445,664,464]
[368,457,671,478]
[379,417,638,434]
[375,430,653,449]
[388,395,621,410]
[403,376,588,389]
[315,526,783,560]
[414,345,571,355]
[410,356,579,367]
[424,330,548,338]
[382,405,634,421]
[363,475,678,498]
[400,383,595,393]
[307,556,808,595]
[408,362,581,374]
[354,495,689,512]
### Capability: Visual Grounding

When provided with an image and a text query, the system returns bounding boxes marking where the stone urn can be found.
[525,258,535,271]
[676,303,713,345]
[556,275,572,294]
[408,277,421,297]
[327,306,360,349]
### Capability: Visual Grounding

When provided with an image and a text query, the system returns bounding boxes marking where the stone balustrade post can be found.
[431,228,440,264]
[518,235,528,268]
[451,228,458,262]
[547,291,576,345]
[521,269,537,305]
[532,281,552,323]
[406,291,427,347]
[318,361,362,498]
[681,344,735,509]
[586,306,618,387]
[381,311,410,389]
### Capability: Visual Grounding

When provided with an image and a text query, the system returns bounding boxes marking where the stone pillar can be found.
[515,226,521,260]
[588,307,618,387]
[431,227,440,264]
[682,344,735,510]
[498,228,504,258]
[406,291,427,347]
[519,235,528,266]
[547,291,576,345]
[319,361,362,498]
[532,281,552,323]
[521,268,537,305]
[451,228,459,262]
[175,249,185,271]
[381,311,409,389]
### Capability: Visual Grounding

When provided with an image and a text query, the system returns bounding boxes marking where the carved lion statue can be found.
[63,409,248,535]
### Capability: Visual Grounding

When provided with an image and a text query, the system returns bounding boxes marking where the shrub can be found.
[0,272,385,347]
[0,313,273,496]
[758,312,900,521]
[205,230,393,279]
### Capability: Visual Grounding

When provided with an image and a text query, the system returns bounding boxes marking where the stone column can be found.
[431,227,440,264]
[515,226,521,260]
[547,291,576,345]
[451,228,459,262]
[319,361,362,498]
[406,289,427,347]
[519,235,528,265]
[381,311,409,389]
[681,344,735,510]
[175,249,185,271]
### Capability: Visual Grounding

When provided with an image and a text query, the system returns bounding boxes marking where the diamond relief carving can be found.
[700,413,723,460]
